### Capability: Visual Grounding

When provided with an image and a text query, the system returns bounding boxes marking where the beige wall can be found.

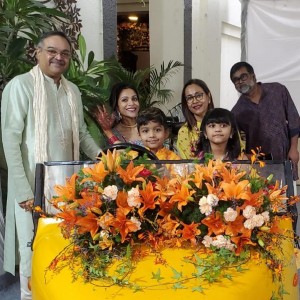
[192,0,241,109]
[149,0,185,112]
[77,0,104,61]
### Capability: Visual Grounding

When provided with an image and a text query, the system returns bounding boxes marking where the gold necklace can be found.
[119,122,137,128]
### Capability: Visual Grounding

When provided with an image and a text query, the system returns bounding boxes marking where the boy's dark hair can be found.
[230,61,255,81]
[181,79,214,130]
[137,107,169,131]
[37,31,72,49]
[195,108,241,160]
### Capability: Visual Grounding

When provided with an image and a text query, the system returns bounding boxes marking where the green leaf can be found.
[78,34,87,64]
[172,282,185,290]
[171,267,182,280]
[151,269,164,282]
[192,286,205,293]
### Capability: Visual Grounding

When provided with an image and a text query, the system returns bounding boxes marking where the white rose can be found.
[199,196,208,206]
[130,216,141,231]
[243,205,256,219]
[198,196,213,216]
[127,187,141,208]
[261,211,270,222]
[212,235,228,248]
[207,194,219,207]
[252,214,265,227]
[224,207,238,222]
[103,185,118,200]
[244,214,264,229]
[200,203,213,216]
[202,235,213,248]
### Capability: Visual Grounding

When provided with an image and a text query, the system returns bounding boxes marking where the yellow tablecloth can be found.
[31,218,299,300]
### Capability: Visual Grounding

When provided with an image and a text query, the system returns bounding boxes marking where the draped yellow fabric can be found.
[31,218,298,300]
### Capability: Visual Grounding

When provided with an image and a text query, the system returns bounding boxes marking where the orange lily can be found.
[179,222,201,245]
[100,149,121,172]
[77,191,102,210]
[116,190,134,214]
[269,217,283,234]
[205,182,223,199]
[81,161,109,183]
[57,210,78,238]
[117,161,145,184]
[192,168,204,189]
[220,180,251,201]
[157,198,174,217]
[231,229,256,255]
[53,173,77,205]
[112,207,141,243]
[169,183,195,211]
[269,180,287,199]
[202,211,226,236]
[194,161,217,183]
[225,215,246,236]
[97,211,115,230]
[75,213,99,238]
[250,148,266,167]
[159,214,180,237]
[155,176,177,202]
[242,190,264,208]
[138,181,160,216]
[219,165,246,183]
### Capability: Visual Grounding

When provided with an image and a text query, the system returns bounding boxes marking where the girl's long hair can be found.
[195,108,241,160]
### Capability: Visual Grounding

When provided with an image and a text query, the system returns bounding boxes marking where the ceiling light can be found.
[128,15,138,21]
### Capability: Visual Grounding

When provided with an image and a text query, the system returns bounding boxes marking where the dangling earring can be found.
[116,110,122,121]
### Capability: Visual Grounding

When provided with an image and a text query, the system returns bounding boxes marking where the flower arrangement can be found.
[44,149,299,298]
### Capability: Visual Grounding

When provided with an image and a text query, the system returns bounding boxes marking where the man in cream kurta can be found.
[1,31,101,299]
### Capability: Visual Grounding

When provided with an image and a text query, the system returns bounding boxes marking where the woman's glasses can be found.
[185,92,204,104]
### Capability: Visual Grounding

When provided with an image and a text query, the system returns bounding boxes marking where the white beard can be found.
[239,80,255,94]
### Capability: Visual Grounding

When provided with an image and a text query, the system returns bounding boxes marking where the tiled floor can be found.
[0,272,20,299]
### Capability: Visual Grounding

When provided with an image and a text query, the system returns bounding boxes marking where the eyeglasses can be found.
[232,73,249,85]
[185,92,204,103]
[41,48,71,59]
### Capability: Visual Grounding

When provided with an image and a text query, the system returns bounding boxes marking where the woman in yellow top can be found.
[177,79,214,158]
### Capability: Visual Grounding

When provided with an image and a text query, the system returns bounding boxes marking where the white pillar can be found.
[192,0,222,106]
[76,0,104,60]
[149,0,185,112]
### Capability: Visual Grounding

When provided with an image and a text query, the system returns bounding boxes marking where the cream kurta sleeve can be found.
[1,75,35,203]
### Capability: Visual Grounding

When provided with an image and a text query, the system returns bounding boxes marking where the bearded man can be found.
[230,61,300,179]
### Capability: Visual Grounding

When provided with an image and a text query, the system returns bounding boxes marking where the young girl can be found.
[195,108,247,161]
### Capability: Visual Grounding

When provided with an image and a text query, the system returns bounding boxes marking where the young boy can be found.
[137,107,180,160]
